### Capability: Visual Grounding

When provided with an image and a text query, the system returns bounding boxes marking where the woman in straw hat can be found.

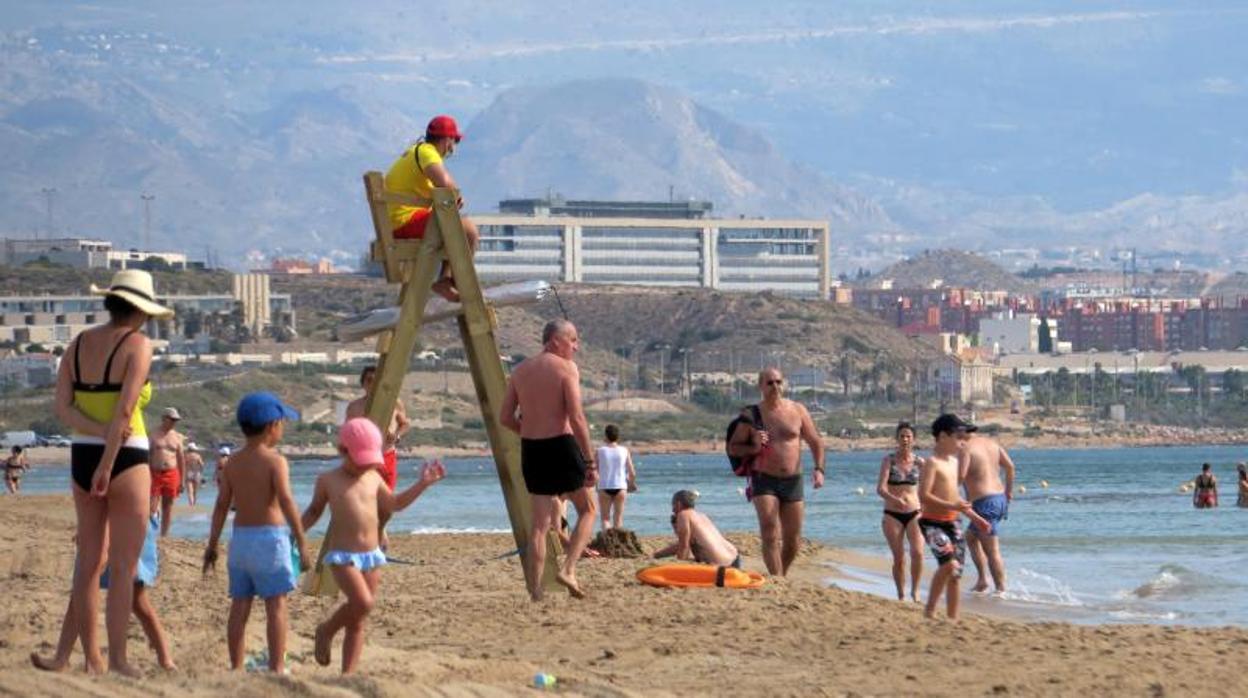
[51,269,173,676]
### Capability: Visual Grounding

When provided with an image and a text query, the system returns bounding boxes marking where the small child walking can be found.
[203,392,310,673]
[302,417,445,674]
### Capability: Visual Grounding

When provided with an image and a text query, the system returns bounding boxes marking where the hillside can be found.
[861,249,1036,294]
[274,276,940,388]
[0,264,232,296]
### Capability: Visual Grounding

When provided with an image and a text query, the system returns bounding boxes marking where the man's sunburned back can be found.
[225,445,287,527]
[923,454,961,519]
[756,398,804,477]
[321,469,383,552]
[962,436,1005,500]
[686,510,737,565]
[510,353,575,440]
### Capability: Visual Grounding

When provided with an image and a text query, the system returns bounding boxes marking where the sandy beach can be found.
[0,495,1245,697]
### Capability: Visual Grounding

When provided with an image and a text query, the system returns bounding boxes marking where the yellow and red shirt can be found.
[384,142,442,229]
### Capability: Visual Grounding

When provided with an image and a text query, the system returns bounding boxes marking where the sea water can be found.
[18,445,1245,626]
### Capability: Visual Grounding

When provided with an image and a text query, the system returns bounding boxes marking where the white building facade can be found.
[471,216,832,298]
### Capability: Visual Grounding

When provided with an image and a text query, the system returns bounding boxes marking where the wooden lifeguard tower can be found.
[305,174,559,595]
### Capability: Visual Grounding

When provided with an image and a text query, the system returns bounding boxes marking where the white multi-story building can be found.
[979,311,1057,355]
[471,201,831,298]
[1,237,191,270]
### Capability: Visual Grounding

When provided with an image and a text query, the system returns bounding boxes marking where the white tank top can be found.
[596,444,629,490]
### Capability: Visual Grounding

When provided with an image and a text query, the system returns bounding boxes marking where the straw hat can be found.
[90,270,174,319]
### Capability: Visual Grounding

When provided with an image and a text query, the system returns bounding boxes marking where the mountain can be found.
[454,80,894,232]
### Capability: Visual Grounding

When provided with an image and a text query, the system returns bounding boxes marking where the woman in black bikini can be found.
[876,421,925,601]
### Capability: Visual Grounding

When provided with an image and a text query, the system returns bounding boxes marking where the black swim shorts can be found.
[750,471,804,503]
[521,434,587,496]
[919,518,966,575]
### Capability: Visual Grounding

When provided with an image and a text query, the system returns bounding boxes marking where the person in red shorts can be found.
[149,407,186,537]
[383,114,480,302]
[344,365,411,547]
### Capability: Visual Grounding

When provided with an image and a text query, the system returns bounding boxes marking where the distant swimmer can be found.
[384,114,480,302]
[727,368,825,576]
[500,319,598,601]
[1237,464,1248,508]
[919,414,990,620]
[876,422,925,602]
[1193,463,1218,509]
[959,427,1017,593]
[652,490,741,569]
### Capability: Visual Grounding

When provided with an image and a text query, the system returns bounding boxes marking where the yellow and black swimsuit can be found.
[70,329,152,492]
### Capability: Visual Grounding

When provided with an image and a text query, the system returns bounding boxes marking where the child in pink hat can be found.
[301,417,445,674]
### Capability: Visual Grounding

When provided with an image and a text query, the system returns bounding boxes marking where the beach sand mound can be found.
[1,495,1245,697]
[588,528,645,558]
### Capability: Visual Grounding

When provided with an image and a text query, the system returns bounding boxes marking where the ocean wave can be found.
[998,568,1085,607]
[1126,564,1236,600]
[407,526,511,535]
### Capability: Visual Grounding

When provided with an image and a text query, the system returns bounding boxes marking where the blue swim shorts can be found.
[101,516,160,589]
[324,548,387,571]
[228,525,297,599]
[972,493,1009,536]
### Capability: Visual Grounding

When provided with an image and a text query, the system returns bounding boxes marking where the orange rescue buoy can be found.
[636,563,766,589]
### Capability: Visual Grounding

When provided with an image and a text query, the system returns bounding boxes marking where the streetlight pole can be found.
[141,193,155,250]
[40,187,56,239]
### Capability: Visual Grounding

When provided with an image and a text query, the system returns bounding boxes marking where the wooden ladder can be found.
[304,172,559,595]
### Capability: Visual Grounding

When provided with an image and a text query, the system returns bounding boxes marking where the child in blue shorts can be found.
[203,392,309,674]
[32,516,174,672]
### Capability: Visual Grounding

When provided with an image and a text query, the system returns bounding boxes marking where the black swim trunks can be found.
[919,517,966,575]
[750,471,804,503]
[521,434,587,496]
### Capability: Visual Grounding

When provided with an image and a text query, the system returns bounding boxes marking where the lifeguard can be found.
[384,114,480,302]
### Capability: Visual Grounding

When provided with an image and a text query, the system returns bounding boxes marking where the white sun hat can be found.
[90,269,175,319]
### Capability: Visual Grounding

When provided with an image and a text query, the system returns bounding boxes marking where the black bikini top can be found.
[887,454,920,486]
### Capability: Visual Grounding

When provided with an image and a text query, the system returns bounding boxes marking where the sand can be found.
[1,495,1245,697]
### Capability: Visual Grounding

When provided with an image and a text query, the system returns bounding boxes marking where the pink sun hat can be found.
[339,417,384,467]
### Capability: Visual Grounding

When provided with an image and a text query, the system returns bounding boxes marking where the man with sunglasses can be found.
[728,368,825,575]
[384,114,481,302]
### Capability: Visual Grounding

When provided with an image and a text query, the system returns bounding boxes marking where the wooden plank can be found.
[432,188,561,593]
[363,171,403,283]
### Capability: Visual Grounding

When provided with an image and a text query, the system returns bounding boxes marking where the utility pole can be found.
[40,187,56,239]
[141,193,155,250]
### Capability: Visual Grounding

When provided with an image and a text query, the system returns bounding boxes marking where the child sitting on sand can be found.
[31,516,174,672]
[301,417,445,674]
[203,392,310,674]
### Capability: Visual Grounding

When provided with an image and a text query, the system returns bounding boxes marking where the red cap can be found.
[426,115,463,141]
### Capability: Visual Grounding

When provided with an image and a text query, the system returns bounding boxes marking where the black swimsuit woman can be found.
[876,422,925,602]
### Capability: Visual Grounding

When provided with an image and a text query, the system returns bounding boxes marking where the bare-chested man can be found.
[919,414,990,620]
[653,490,740,568]
[500,319,597,601]
[345,365,411,548]
[959,430,1016,593]
[149,407,186,536]
[728,368,825,576]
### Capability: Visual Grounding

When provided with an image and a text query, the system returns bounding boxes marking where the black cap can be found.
[931,413,978,437]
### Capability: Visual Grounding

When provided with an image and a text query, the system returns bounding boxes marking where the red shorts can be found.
[393,208,432,239]
[151,467,181,498]
[380,449,398,491]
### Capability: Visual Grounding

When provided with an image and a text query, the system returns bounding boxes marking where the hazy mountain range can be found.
[1,1,1247,271]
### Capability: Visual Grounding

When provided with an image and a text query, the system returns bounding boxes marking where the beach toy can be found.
[1039,480,1049,489]
[636,563,766,589]
[534,672,557,689]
